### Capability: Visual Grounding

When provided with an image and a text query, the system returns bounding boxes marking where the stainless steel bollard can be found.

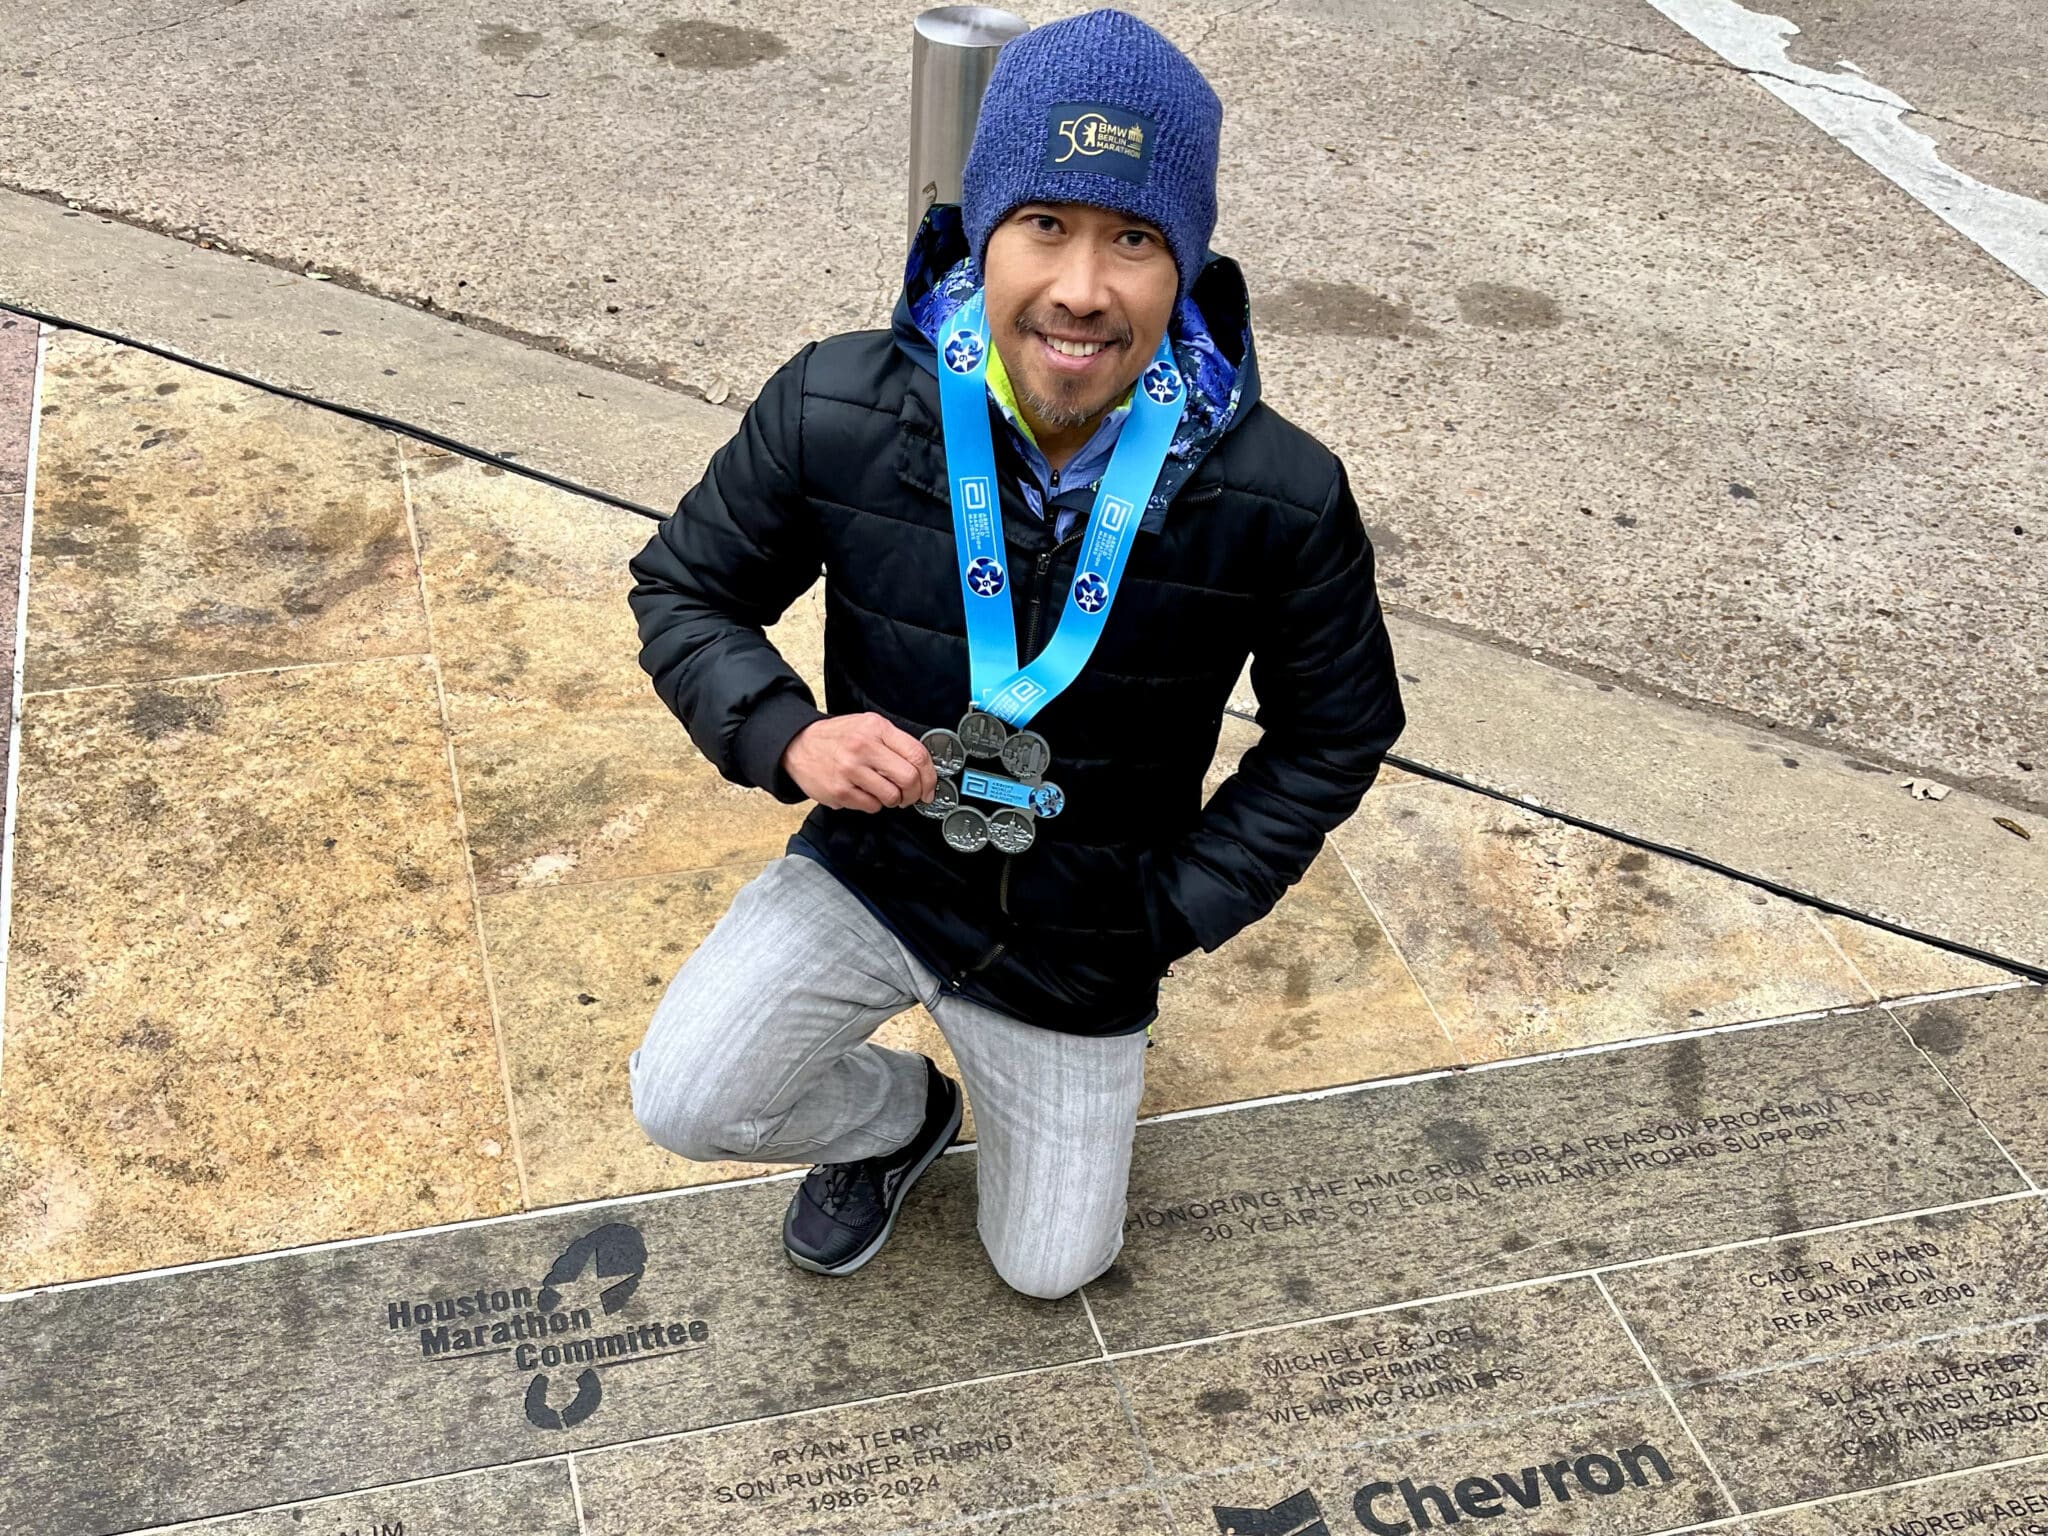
[908,6,1029,242]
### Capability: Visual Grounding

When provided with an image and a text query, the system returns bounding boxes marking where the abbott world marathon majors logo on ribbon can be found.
[1211,1442,1679,1535]
[382,1221,712,1432]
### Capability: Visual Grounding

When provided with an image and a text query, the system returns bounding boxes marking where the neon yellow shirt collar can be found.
[984,339,1134,449]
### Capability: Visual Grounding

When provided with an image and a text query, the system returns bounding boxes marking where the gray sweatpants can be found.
[628,854,1149,1299]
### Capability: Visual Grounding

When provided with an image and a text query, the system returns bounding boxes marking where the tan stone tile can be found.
[483,861,965,1209]
[1331,781,1870,1062]
[1896,985,2048,1182]
[1814,911,2015,999]
[495,719,1447,1208]
[1149,849,1457,1113]
[402,445,819,893]
[1134,716,1455,1107]
[24,333,426,691]
[0,658,517,1290]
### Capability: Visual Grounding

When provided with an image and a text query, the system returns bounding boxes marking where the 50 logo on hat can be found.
[1045,101,1157,184]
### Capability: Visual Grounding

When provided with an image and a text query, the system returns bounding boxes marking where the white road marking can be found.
[1646,0,2048,295]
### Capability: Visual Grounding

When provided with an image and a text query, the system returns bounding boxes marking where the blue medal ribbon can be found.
[935,291,1185,727]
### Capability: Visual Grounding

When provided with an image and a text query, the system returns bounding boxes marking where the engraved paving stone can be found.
[962,1491,1180,1533]
[1118,1280,1731,1535]
[1897,986,2048,1184]
[1605,1196,2048,1510]
[1737,1455,2048,1536]
[572,1362,1148,1533]
[125,1462,580,1536]
[0,1156,1099,1535]
[1086,1010,2024,1353]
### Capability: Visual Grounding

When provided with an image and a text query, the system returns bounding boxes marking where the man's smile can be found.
[1033,331,1121,374]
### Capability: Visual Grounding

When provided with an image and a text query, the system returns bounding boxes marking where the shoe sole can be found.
[784,1085,965,1278]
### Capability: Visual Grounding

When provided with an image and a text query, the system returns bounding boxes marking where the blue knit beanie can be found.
[962,9,1222,306]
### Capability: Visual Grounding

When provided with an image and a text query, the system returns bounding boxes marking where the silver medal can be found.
[921,727,966,778]
[998,730,1052,783]
[958,709,1009,759]
[917,775,960,820]
[941,805,991,853]
[987,808,1036,854]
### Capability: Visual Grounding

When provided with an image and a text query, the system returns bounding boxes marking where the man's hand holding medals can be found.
[781,712,939,814]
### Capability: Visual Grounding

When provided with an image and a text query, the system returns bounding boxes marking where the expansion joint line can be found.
[1594,1273,1742,1515]
[1877,1002,2040,1193]
[1082,1287,1176,1528]
[395,440,533,1211]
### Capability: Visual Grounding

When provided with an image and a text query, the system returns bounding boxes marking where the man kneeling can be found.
[624,8,1403,1298]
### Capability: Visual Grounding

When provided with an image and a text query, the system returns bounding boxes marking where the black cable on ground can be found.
[1263,715,2045,986]
[10,300,2042,987]
[0,299,669,522]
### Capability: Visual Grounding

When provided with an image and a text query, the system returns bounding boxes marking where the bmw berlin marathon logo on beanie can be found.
[1045,102,1157,184]
[961,8,1223,305]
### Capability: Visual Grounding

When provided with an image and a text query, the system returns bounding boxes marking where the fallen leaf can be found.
[1993,817,2032,841]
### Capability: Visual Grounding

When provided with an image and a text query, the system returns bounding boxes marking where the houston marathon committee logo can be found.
[383,1221,711,1431]
[1212,1441,1679,1535]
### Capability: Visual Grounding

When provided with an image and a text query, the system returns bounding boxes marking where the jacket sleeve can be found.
[1139,456,1406,960]
[626,345,827,805]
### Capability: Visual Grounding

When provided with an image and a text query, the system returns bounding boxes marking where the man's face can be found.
[982,202,1179,433]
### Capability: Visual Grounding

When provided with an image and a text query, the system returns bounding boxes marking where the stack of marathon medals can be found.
[918,291,1186,857]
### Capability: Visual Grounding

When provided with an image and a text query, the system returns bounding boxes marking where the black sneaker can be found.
[782,1057,963,1276]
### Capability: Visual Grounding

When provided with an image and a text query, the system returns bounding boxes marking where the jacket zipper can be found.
[1022,548,1055,661]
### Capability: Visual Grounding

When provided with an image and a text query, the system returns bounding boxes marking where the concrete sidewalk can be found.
[2,0,2043,808]
[7,197,2038,977]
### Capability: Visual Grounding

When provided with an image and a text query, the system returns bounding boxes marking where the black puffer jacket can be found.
[627,246,1404,1037]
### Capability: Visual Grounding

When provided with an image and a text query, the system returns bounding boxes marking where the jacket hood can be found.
[890,203,1261,517]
